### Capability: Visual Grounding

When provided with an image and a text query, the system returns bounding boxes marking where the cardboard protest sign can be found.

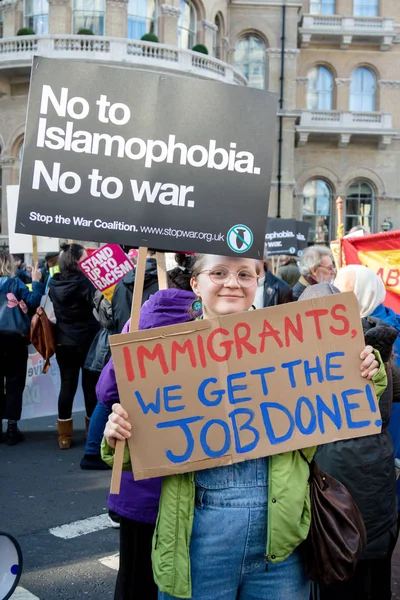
[265,219,310,256]
[79,244,133,301]
[16,57,278,259]
[110,292,381,481]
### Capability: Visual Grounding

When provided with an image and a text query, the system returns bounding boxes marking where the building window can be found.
[0,161,2,234]
[178,0,196,49]
[235,35,266,90]
[302,179,332,243]
[307,66,333,110]
[350,67,376,111]
[309,0,335,14]
[354,0,378,17]
[25,0,49,34]
[73,0,105,35]
[0,9,3,38]
[128,0,157,39]
[346,180,374,233]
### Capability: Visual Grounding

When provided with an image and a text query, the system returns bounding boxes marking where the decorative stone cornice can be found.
[160,4,181,17]
[267,48,300,59]
[379,80,400,88]
[202,19,218,32]
[296,76,308,86]
[0,0,19,12]
[106,0,128,6]
[0,156,15,166]
[335,78,351,87]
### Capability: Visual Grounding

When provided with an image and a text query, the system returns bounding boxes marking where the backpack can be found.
[0,277,31,339]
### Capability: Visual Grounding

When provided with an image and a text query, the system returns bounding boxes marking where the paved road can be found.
[0,413,119,600]
[2,412,400,599]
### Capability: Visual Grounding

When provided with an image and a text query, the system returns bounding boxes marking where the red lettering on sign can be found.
[284,314,303,347]
[234,322,257,359]
[305,309,329,340]
[329,304,350,336]
[376,268,384,282]
[386,269,400,288]
[123,346,135,382]
[197,334,207,368]
[259,319,283,352]
[171,339,197,371]
[207,328,234,362]
[137,343,169,379]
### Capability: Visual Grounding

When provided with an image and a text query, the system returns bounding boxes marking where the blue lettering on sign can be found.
[281,359,302,389]
[200,419,231,458]
[157,416,204,463]
[229,408,260,453]
[260,401,295,444]
[295,396,317,435]
[135,388,161,415]
[250,367,276,396]
[325,352,345,381]
[198,377,225,407]
[304,357,324,387]
[341,388,371,429]
[365,382,382,427]
[227,372,251,405]
[163,385,185,412]
[316,393,342,434]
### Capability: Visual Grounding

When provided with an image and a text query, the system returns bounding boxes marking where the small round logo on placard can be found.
[227,224,254,254]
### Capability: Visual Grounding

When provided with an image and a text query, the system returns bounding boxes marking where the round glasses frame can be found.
[198,268,259,288]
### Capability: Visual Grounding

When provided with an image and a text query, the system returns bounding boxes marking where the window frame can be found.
[307,65,334,111]
[234,33,266,90]
[345,180,375,234]
[350,67,376,112]
[302,178,333,243]
[72,0,106,36]
[24,0,49,34]
[309,0,335,15]
[178,0,197,49]
[127,0,158,40]
[0,9,3,38]
[353,0,379,17]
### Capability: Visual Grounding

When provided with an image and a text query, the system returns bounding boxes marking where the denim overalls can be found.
[159,459,310,600]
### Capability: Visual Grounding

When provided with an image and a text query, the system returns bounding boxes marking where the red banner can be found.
[342,231,400,313]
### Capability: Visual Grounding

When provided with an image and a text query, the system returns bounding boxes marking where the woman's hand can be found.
[360,345,379,379]
[31,262,41,282]
[104,403,131,449]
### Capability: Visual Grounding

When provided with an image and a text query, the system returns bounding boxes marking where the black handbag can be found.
[299,451,367,586]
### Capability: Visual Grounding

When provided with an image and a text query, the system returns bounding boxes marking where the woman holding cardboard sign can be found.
[103,253,384,600]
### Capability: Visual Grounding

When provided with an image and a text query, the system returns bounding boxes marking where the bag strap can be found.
[42,276,51,310]
[298,449,310,466]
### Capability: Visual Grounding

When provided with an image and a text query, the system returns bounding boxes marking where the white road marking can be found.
[99,553,120,571]
[49,514,110,539]
[12,587,40,599]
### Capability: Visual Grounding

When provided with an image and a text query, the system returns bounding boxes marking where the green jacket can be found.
[102,354,387,599]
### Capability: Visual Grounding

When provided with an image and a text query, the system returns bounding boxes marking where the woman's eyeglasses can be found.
[198,267,258,288]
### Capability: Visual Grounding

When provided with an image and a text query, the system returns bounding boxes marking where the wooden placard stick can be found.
[32,235,38,265]
[110,246,148,494]
[156,251,168,290]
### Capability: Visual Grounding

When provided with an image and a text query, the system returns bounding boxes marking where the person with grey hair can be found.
[292,245,335,300]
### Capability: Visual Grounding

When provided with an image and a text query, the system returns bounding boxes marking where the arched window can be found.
[25,0,49,34]
[302,179,332,243]
[307,66,333,110]
[235,35,266,90]
[354,0,378,17]
[346,180,374,233]
[178,0,196,49]
[19,143,24,179]
[350,68,376,111]
[0,8,4,38]
[73,0,105,35]
[214,13,223,59]
[128,0,158,39]
[309,0,335,14]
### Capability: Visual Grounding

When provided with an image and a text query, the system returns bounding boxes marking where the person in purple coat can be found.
[96,286,196,600]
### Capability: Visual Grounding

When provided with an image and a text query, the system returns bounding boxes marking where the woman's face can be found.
[191,255,259,319]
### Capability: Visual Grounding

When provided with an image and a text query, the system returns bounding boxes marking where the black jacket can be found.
[315,318,399,559]
[112,258,158,334]
[49,271,99,346]
[263,269,293,308]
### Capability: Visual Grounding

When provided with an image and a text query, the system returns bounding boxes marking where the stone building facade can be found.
[0,0,399,244]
